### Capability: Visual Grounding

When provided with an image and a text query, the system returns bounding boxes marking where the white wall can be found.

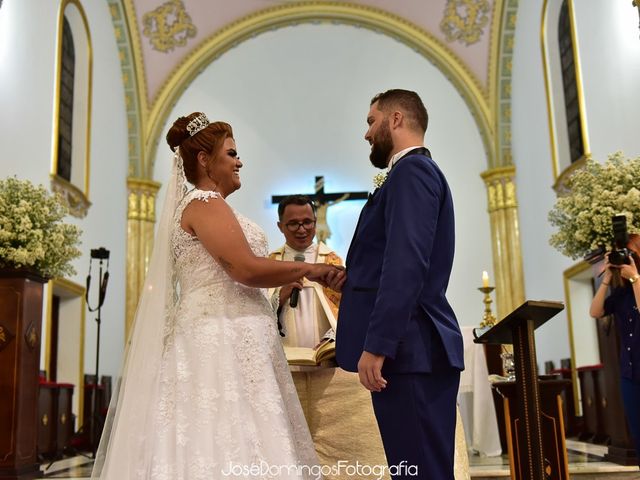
[512,0,640,368]
[0,0,128,379]
[512,0,572,368]
[573,0,640,162]
[78,0,128,381]
[152,23,494,329]
[0,0,57,185]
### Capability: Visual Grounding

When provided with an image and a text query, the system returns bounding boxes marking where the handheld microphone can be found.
[289,254,306,308]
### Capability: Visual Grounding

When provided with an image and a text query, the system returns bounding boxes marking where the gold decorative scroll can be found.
[481,166,525,320]
[126,178,160,340]
[142,0,196,53]
[440,0,491,45]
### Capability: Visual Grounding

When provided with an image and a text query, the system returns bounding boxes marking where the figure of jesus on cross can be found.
[271,176,368,243]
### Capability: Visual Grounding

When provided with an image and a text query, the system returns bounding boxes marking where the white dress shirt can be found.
[282,243,319,348]
[388,145,424,170]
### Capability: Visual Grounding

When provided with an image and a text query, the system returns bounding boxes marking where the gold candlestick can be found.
[478,286,497,328]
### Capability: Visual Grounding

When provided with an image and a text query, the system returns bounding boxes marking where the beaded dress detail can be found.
[146,189,318,479]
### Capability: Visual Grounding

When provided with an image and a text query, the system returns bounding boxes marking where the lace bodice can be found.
[170,189,274,320]
[93,180,318,480]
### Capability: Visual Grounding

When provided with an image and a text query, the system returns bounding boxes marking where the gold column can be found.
[481,166,525,320]
[126,178,160,341]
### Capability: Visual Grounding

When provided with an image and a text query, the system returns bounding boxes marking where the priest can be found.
[269,194,388,480]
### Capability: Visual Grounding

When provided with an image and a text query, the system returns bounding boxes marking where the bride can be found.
[91,112,342,479]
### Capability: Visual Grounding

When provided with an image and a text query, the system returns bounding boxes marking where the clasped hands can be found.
[281,264,345,305]
[289,264,387,392]
[305,265,387,392]
[306,263,346,289]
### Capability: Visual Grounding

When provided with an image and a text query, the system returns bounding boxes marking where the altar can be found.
[458,326,502,457]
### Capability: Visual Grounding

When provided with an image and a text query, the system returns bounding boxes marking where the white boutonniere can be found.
[372,171,388,190]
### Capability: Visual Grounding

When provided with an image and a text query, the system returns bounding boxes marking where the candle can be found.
[482,271,489,288]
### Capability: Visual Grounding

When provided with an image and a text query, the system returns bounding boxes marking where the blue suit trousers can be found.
[371,369,460,480]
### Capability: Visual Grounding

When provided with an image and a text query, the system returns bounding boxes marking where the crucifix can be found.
[271,176,368,243]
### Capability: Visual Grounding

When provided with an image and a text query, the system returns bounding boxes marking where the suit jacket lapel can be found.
[346,206,367,266]
[346,147,431,266]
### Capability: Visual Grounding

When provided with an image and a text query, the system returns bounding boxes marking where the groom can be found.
[331,89,464,479]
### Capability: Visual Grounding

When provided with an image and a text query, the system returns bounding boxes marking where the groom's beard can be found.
[369,119,394,169]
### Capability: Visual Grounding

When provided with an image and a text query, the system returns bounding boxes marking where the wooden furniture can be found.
[549,367,580,437]
[36,382,75,459]
[99,375,112,409]
[474,300,566,480]
[56,384,74,454]
[596,315,638,464]
[576,364,607,443]
[0,270,47,480]
[494,379,571,480]
[37,383,58,458]
[484,343,509,453]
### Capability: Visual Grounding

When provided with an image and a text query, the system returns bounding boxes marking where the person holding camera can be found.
[590,233,640,466]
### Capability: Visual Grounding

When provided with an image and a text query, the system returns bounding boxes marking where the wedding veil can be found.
[91,150,186,479]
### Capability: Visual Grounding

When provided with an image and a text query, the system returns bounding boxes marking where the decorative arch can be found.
[142,2,496,178]
[111,0,526,331]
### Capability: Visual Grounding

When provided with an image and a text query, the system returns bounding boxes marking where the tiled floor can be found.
[41,440,640,479]
[41,455,93,479]
[468,440,640,479]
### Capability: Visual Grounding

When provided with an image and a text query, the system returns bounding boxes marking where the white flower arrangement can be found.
[0,177,82,278]
[548,152,640,259]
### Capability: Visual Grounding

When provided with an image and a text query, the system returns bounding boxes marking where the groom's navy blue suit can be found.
[336,148,463,480]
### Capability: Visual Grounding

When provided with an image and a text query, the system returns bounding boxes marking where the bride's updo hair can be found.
[166,112,233,185]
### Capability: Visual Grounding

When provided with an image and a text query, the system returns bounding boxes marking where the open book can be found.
[283,338,336,366]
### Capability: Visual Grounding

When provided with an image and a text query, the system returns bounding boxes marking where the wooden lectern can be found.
[474,300,565,480]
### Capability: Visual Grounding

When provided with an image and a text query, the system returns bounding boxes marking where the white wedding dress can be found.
[94,189,318,479]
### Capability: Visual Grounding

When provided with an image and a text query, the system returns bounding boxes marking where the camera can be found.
[609,215,631,266]
[90,247,110,260]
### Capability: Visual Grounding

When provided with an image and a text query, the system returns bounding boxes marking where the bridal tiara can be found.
[186,113,209,136]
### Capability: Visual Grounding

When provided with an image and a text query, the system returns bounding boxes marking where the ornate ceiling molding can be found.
[108,0,145,178]
[111,0,519,177]
[440,0,492,46]
[141,0,197,53]
[495,0,518,168]
[141,1,495,175]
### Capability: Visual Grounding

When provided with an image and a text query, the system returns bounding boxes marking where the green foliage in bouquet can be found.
[0,177,82,278]
[549,152,640,259]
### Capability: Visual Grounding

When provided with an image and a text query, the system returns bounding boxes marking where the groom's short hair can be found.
[371,89,428,134]
[277,195,317,220]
